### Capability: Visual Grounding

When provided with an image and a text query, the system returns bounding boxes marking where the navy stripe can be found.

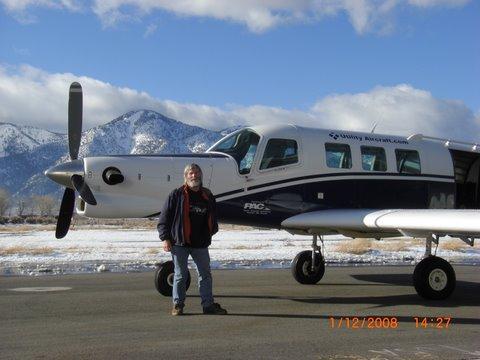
[246,172,453,191]
[146,212,160,218]
[214,188,244,199]
[214,172,453,198]
[105,153,228,158]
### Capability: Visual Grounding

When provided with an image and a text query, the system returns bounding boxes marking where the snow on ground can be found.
[0,227,479,275]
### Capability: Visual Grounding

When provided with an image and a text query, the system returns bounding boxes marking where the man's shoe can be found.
[171,304,184,316]
[203,303,227,315]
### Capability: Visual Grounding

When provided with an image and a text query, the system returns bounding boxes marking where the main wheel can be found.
[154,261,191,296]
[413,256,456,300]
[291,250,325,284]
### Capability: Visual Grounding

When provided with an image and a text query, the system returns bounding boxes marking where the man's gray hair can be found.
[183,163,203,184]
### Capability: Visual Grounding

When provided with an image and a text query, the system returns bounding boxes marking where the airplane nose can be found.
[44,159,84,188]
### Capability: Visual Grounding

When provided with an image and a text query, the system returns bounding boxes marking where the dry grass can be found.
[0,217,258,231]
[63,247,90,253]
[376,241,412,252]
[0,246,55,255]
[0,224,56,233]
[333,239,373,255]
[146,248,160,254]
[230,245,265,250]
[440,240,470,251]
[333,238,424,254]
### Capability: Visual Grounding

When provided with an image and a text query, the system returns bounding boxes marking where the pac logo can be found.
[243,201,271,214]
[244,202,267,210]
[329,132,339,140]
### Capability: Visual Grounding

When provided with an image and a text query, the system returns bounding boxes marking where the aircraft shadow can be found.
[222,313,480,325]
[350,273,414,286]
[188,275,480,308]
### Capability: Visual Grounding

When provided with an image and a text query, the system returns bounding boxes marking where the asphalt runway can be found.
[1,265,479,360]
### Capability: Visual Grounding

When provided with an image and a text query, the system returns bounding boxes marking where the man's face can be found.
[186,168,202,189]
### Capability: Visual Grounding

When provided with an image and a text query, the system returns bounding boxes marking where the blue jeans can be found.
[171,245,214,308]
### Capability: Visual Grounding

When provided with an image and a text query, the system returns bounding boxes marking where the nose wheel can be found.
[291,234,326,284]
[154,260,191,296]
[291,250,325,284]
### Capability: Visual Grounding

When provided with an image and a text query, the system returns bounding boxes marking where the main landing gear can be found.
[291,235,325,284]
[291,233,458,300]
[413,235,456,300]
[154,261,191,297]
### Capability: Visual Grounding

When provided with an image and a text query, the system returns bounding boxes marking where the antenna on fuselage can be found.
[370,122,378,133]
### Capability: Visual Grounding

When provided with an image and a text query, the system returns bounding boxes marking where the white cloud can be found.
[310,84,479,141]
[408,0,470,7]
[0,0,79,11]
[1,0,471,34]
[0,65,478,142]
[0,0,80,23]
[143,23,157,37]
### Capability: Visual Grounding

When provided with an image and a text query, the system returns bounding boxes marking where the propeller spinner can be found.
[44,82,97,238]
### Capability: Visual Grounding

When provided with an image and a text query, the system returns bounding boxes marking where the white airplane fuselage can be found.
[74,124,480,232]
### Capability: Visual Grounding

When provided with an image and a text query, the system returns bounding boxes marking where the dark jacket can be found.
[157,185,219,247]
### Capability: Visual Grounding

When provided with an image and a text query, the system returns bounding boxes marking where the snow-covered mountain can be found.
[78,110,221,157]
[0,110,238,200]
[0,122,65,158]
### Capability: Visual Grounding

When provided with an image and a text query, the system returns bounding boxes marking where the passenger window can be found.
[361,146,387,171]
[325,143,352,169]
[395,149,421,174]
[260,139,298,170]
[211,129,260,174]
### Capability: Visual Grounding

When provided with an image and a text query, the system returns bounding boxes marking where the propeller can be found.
[46,82,98,238]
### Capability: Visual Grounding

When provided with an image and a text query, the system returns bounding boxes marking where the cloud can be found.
[0,0,80,23]
[0,64,478,142]
[0,0,79,12]
[310,84,479,141]
[1,0,471,34]
[0,64,238,132]
[408,0,471,7]
[143,23,157,37]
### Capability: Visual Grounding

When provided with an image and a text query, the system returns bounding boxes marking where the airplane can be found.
[45,82,480,301]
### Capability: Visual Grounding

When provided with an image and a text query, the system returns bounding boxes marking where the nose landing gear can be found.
[291,235,325,284]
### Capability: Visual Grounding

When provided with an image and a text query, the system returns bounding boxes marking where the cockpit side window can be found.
[210,129,260,174]
[260,139,298,170]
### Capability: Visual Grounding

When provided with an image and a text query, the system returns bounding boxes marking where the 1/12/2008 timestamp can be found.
[328,317,452,329]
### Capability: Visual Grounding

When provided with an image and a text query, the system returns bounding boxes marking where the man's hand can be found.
[163,240,172,252]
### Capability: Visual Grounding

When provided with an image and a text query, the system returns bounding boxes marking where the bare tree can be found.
[0,188,10,216]
[33,195,56,216]
[16,198,27,216]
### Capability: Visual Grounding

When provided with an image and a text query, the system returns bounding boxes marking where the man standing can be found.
[157,163,227,316]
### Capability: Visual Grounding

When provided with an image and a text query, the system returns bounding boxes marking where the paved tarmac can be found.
[0,265,479,360]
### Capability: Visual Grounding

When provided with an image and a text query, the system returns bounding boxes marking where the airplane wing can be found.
[281,209,480,238]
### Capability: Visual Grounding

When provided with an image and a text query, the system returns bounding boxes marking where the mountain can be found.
[0,122,65,158]
[0,110,238,201]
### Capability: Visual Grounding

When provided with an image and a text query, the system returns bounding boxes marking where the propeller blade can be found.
[71,174,97,205]
[56,188,75,239]
[68,82,83,160]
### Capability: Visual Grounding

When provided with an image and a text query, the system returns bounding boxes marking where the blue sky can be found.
[0,0,478,139]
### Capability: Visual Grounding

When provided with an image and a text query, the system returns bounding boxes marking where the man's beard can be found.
[187,179,201,188]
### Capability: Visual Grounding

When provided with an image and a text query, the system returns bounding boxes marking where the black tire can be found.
[291,250,325,284]
[154,261,191,296]
[413,256,456,300]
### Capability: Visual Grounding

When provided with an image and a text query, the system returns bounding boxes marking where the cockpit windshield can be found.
[210,129,260,174]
